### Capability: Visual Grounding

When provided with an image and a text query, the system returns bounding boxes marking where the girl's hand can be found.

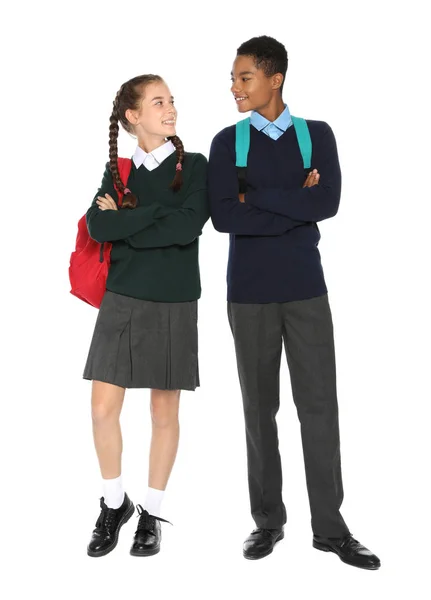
[303,169,320,187]
[96,194,118,211]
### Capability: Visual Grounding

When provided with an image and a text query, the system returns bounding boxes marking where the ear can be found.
[272,73,284,91]
[125,108,139,126]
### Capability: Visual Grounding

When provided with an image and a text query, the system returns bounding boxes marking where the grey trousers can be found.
[227,294,350,538]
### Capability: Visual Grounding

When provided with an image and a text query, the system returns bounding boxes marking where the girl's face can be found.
[230,55,281,113]
[127,80,177,139]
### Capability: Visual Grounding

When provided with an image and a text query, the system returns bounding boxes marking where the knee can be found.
[91,398,118,426]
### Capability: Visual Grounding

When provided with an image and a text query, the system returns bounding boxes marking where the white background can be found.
[1,0,430,598]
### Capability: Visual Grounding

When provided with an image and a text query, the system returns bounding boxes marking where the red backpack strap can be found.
[114,158,133,207]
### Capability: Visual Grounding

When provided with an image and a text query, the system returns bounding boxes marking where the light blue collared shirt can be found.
[249,103,292,140]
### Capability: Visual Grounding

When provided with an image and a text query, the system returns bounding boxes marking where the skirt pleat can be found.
[83,290,199,391]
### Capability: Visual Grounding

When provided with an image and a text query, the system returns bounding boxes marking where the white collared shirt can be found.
[132,140,176,171]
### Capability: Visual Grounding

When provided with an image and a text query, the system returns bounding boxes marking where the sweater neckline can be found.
[132,151,177,176]
[251,123,296,143]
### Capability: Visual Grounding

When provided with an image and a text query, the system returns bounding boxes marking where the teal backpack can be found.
[235,116,312,193]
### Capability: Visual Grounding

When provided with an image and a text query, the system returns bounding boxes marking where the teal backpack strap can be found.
[291,116,312,169]
[235,117,251,167]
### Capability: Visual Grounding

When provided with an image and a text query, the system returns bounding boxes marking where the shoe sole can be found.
[87,502,135,558]
[312,539,380,570]
[243,530,285,560]
[130,546,160,557]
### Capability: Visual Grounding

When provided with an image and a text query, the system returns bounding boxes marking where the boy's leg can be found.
[228,302,286,529]
[281,294,349,538]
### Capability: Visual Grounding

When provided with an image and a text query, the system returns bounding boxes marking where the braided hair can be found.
[109,75,185,209]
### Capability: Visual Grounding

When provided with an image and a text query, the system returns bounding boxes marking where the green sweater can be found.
[86,152,209,302]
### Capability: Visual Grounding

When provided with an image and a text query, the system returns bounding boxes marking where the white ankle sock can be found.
[102,475,125,509]
[144,487,165,517]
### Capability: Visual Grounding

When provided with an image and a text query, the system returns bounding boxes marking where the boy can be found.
[208,35,380,570]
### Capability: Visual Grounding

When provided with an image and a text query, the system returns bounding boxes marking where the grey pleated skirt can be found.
[83,290,199,391]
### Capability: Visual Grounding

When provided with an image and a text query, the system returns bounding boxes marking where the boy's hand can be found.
[96,194,118,211]
[303,169,320,187]
[239,193,245,203]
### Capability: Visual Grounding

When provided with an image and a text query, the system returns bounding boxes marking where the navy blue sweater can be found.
[208,120,341,303]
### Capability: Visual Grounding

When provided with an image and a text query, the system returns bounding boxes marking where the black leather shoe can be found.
[243,527,284,560]
[87,493,134,557]
[313,533,381,570]
[130,504,172,557]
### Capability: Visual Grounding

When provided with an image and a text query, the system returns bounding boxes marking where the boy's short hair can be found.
[237,35,288,93]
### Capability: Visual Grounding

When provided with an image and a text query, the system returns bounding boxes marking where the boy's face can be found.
[230,55,280,113]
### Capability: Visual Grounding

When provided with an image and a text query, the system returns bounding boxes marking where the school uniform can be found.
[83,141,209,391]
[208,105,350,538]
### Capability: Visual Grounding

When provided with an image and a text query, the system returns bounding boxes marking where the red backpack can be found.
[69,158,132,308]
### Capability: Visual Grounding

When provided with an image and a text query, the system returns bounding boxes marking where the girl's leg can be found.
[91,381,126,505]
[88,381,134,557]
[145,389,181,514]
[130,389,180,556]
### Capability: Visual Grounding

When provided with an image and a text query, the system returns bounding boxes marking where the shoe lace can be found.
[340,533,361,551]
[135,504,172,535]
[95,506,117,534]
[251,528,276,538]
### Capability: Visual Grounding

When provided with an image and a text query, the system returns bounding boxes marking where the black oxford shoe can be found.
[87,493,134,557]
[243,527,284,560]
[313,533,381,570]
[130,504,172,557]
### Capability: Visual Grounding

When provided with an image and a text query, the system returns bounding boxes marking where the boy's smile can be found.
[230,55,285,120]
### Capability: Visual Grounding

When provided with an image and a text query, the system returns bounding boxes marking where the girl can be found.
[83,74,209,557]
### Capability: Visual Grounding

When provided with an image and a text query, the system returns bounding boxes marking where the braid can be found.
[108,87,137,209]
[168,135,185,192]
[107,75,175,208]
